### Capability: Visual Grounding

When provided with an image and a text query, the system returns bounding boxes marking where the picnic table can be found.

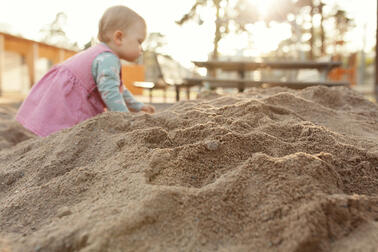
[185,60,349,92]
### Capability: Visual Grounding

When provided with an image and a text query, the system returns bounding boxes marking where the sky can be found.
[0,0,376,66]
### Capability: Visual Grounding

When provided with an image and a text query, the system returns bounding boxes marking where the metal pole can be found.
[375,0,378,101]
[0,35,4,97]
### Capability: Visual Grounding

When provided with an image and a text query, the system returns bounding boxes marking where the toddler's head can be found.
[98,5,145,43]
[98,6,146,61]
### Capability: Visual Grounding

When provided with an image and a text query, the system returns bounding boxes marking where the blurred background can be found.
[0,0,376,102]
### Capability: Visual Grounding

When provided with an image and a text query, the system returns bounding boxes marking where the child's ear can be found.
[113,30,124,45]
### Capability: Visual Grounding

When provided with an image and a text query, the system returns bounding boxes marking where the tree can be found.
[176,0,259,60]
[40,12,78,49]
[143,32,167,53]
[177,0,225,60]
[265,0,352,59]
[293,1,354,59]
[275,0,319,59]
[332,9,354,53]
[177,0,352,62]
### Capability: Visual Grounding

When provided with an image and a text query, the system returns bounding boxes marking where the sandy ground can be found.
[0,86,377,252]
[0,102,34,150]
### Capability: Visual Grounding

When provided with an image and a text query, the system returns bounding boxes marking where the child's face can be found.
[115,21,146,62]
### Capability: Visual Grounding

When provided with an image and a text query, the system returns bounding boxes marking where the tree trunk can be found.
[319,2,325,56]
[309,0,314,59]
[212,0,221,61]
[209,0,222,78]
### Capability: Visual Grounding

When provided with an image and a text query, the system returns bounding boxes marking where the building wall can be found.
[3,51,49,94]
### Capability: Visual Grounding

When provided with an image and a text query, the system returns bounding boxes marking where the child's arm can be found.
[121,87,144,112]
[92,52,129,112]
[121,88,155,113]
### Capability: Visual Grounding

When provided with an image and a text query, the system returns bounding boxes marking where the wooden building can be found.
[0,32,77,95]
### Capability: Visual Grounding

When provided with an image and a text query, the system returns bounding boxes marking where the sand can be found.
[0,103,35,150]
[0,86,377,252]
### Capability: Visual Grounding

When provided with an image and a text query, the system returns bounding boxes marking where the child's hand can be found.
[141,105,155,114]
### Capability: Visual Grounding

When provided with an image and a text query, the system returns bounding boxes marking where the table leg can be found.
[238,70,245,92]
[319,69,328,82]
[175,85,180,101]
[0,35,3,96]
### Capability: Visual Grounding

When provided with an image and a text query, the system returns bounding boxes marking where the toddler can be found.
[16,5,155,137]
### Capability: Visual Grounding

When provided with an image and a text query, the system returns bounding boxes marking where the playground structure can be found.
[328,53,358,86]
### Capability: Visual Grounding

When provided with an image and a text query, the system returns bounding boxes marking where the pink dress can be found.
[16,43,122,137]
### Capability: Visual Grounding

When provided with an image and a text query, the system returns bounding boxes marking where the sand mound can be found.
[0,86,377,252]
[0,104,35,150]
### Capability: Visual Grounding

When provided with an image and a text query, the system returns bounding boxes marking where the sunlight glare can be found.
[251,0,275,18]
[252,22,291,55]
[220,21,291,57]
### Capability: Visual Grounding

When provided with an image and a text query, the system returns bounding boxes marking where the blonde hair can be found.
[98,5,145,43]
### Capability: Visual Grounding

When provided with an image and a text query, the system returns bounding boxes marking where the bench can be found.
[135,52,202,102]
[133,79,168,103]
[184,77,349,92]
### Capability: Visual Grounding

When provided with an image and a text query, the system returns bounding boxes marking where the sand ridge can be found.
[0,86,377,251]
[0,103,35,150]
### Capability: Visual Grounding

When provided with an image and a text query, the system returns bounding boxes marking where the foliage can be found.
[143,32,167,54]
[177,0,354,60]
[177,0,260,59]
[176,0,299,60]
[39,12,78,50]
